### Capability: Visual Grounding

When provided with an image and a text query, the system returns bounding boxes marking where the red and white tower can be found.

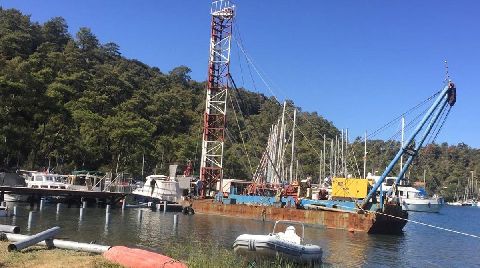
[200,1,235,195]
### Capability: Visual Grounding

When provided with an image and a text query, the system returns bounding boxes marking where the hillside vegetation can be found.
[0,8,477,199]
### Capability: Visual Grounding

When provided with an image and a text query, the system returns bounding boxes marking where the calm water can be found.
[1,204,479,267]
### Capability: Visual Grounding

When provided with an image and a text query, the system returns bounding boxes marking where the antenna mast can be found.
[200,1,235,196]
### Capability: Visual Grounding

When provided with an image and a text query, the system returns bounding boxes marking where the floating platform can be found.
[191,199,407,234]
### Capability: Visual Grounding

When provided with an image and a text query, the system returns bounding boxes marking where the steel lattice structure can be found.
[200,1,235,193]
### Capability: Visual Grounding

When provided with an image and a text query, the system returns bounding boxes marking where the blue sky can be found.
[2,0,479,148]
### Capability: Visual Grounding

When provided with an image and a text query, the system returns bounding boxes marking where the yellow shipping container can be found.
[332,178,369,199]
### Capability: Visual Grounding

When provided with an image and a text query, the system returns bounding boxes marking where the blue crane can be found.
[361,81,456,209]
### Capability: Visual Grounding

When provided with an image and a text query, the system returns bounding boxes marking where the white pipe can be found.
[0,224,20,234]
[5,233,110,253]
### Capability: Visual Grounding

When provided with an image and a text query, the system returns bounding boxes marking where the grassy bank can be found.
[0,241,120,268]
[161,240,303,268]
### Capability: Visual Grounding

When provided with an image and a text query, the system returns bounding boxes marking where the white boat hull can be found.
[401,197,443,213]
[233,234,322,264]
[3,194,29,202]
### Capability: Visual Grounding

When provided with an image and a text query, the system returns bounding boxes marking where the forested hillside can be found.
[0,8,477,199]
[0,8,339,180]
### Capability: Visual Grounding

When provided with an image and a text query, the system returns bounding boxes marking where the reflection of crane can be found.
[199,1,235,196]
[362,81,457,208]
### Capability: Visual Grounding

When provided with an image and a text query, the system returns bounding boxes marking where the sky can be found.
[2,0,479,148]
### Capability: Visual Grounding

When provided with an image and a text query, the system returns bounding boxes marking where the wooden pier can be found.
[0,186,128,205]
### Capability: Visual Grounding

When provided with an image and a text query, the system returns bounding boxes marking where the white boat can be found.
[233,220,322,264]
[25,172,69,189]
[132,175,182,203]
[1,172,28,202]
[369,175,444,213]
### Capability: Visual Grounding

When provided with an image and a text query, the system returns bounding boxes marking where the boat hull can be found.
[191,200,407,234]
[233,234,322,264]
[402,201,443,213]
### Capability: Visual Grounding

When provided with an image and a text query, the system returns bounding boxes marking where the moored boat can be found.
[233,220,322,264]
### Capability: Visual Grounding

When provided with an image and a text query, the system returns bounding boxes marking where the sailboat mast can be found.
[400,116,405,176]
[363,131,367,179]
[289,109,296,184]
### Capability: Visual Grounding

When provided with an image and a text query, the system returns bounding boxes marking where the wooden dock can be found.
[0,186,128,205]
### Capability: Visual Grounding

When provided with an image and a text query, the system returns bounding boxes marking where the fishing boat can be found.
[233,220,322,264]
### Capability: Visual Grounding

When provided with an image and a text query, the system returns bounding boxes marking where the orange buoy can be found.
[103,246,187,268]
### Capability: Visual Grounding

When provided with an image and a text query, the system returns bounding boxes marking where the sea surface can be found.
[1,203,479,267]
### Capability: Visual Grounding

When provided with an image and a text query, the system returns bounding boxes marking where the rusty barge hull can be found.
[191,200,407,234]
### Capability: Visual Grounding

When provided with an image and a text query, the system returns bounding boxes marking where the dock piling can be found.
[138,210,143,221]
[121,199,126,210]
[163,201,167,213]
[156,203,161,211]
[39,199,44,210]
[13,206,17,216]
[79,207,84,219]
[27,211,33,231]
[56,203,61,214]
[173,214,178,226]
[106,204,111,214]
[82,201,87,209]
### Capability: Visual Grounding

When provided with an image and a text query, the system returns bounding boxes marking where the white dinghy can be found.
[233,220,322,264]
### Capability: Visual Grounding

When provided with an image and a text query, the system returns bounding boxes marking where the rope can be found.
[431,106,452,144]
[368,91,440,139]
[330,203,480,239]
[228,93,255,176]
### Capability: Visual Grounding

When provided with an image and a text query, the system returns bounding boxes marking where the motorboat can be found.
[369,175,444,213]
[233,220,322,264]
[132,175,182,203]
[1,171,28,202]
[25,172,69,190]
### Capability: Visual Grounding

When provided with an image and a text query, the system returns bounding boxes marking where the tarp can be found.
[0,172,26,186]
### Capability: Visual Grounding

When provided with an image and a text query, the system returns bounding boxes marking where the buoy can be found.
[103,246,187,268]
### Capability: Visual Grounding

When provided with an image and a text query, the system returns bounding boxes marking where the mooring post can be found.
[39,199,44,211]
[56,203,61,214]
[79,207,84,220]
[106,204,111,214]
[82,201,87,209]
[156,203,161,211]
[121,199,126,210]
[173,214,178,226]
[27,211,34,231]
[163,201,167,213]
[138,210,143,222]
[13,206,17,216]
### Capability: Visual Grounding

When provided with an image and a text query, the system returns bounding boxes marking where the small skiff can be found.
[233,220,322,264]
